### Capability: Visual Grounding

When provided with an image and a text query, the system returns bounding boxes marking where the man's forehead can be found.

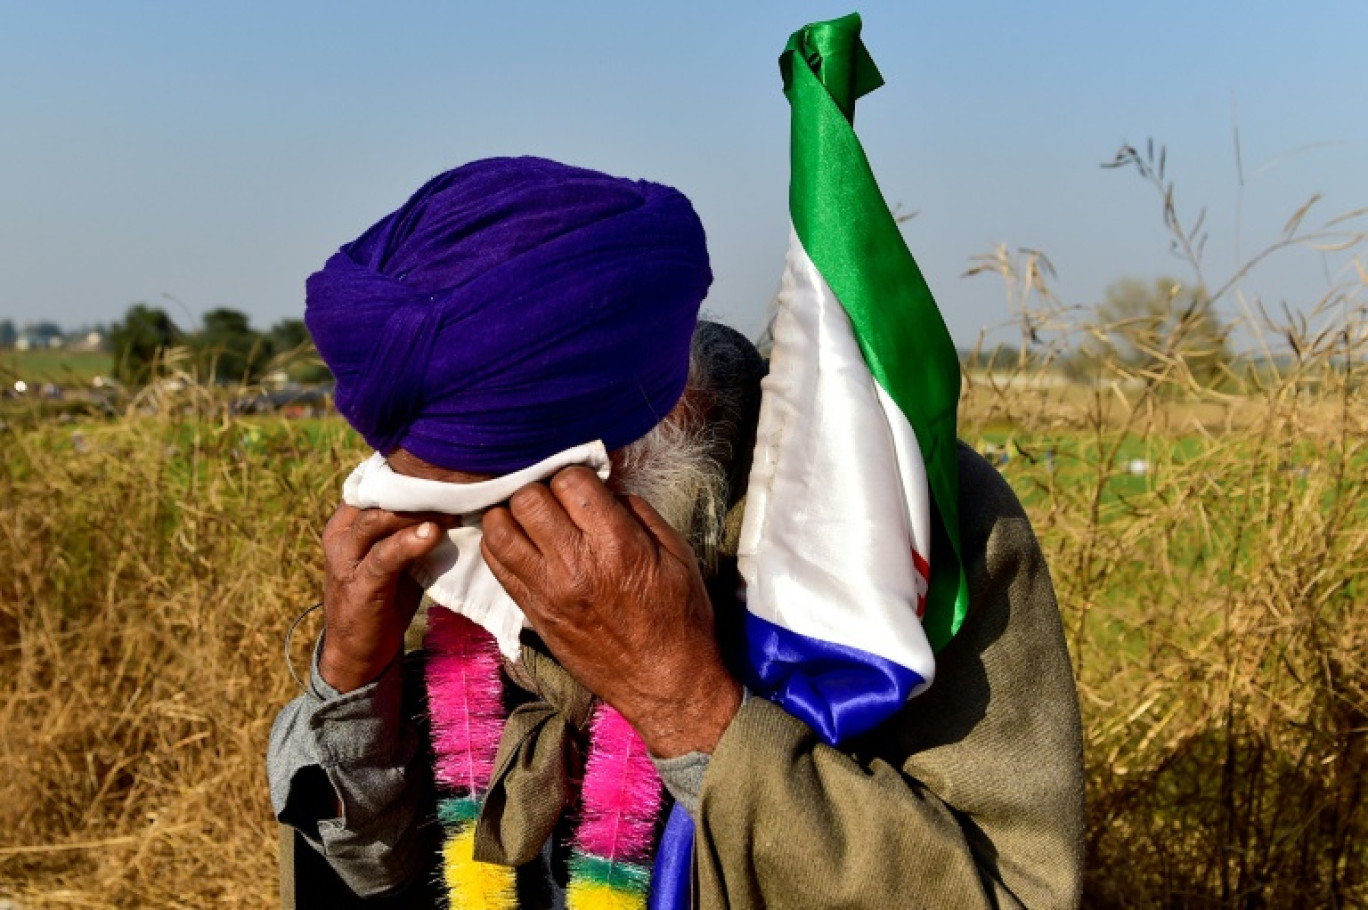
[386,449,493,485]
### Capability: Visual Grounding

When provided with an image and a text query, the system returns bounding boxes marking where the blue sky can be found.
[1,1,1364,346]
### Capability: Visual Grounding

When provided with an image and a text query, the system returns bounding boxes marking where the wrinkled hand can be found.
[318,503,448,693]
[482,467,742,758]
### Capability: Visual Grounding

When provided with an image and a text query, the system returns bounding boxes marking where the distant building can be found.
[67,330,105,352]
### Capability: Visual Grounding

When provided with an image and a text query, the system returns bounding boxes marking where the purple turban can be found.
[305,157,712,473]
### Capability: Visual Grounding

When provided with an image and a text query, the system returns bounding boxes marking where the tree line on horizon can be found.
[103,304,330,386]
[964,276,1232,386]
[16,273,1237,392]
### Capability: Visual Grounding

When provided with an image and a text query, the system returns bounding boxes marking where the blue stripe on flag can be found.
[743,612,927,744]
[648,614,927,905]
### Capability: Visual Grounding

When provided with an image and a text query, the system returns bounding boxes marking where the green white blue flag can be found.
[650,15,968,906]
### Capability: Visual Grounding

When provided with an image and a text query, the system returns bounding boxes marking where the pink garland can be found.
[425,607,666,906]
[425,608,506,795]
[575,704,662,863]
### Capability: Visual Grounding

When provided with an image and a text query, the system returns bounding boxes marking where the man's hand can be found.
[318,503,447,693]
[481,466,742,758]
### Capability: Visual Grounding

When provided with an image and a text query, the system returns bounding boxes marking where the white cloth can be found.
[341,442,612,660]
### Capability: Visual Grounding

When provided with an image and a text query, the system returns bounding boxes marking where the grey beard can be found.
[612,412,730,576]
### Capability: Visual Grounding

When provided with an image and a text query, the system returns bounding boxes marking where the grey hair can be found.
[613,320,766,575]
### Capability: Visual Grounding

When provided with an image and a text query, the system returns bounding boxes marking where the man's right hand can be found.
[318,503,447,693]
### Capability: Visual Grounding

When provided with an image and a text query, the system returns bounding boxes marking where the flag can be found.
[648,14,968,906]
[738,11,967,742]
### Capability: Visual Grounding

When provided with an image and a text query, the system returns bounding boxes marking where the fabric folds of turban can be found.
[305,157,712,473]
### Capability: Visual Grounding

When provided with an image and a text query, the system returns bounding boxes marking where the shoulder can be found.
[956,441,1030,538]
[954,441,1047,592]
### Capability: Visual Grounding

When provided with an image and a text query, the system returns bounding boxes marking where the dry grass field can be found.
[961,343,1368,906]
[2,171,1365,905]
[1,300,1364,908]
[955,181,1368,903]
[0,392,355,907]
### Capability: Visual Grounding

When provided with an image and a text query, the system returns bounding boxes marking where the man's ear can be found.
[689,320,768,509]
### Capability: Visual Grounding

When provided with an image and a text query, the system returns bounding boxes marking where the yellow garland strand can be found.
[443,828,518,910]
[566,879,649,910]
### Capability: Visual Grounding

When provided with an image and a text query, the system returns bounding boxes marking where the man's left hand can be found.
[481,466,742,758]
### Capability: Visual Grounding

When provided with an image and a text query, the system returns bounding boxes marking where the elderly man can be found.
[268,157,1085,909]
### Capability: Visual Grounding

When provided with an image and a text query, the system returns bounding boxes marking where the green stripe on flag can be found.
[781,13,968,650]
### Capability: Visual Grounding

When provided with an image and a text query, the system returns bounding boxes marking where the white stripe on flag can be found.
[738,229,936,688]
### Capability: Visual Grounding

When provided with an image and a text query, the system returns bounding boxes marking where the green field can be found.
[0,348,113,385]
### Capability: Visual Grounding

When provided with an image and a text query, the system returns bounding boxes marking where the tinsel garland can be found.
[425,609,664,909]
